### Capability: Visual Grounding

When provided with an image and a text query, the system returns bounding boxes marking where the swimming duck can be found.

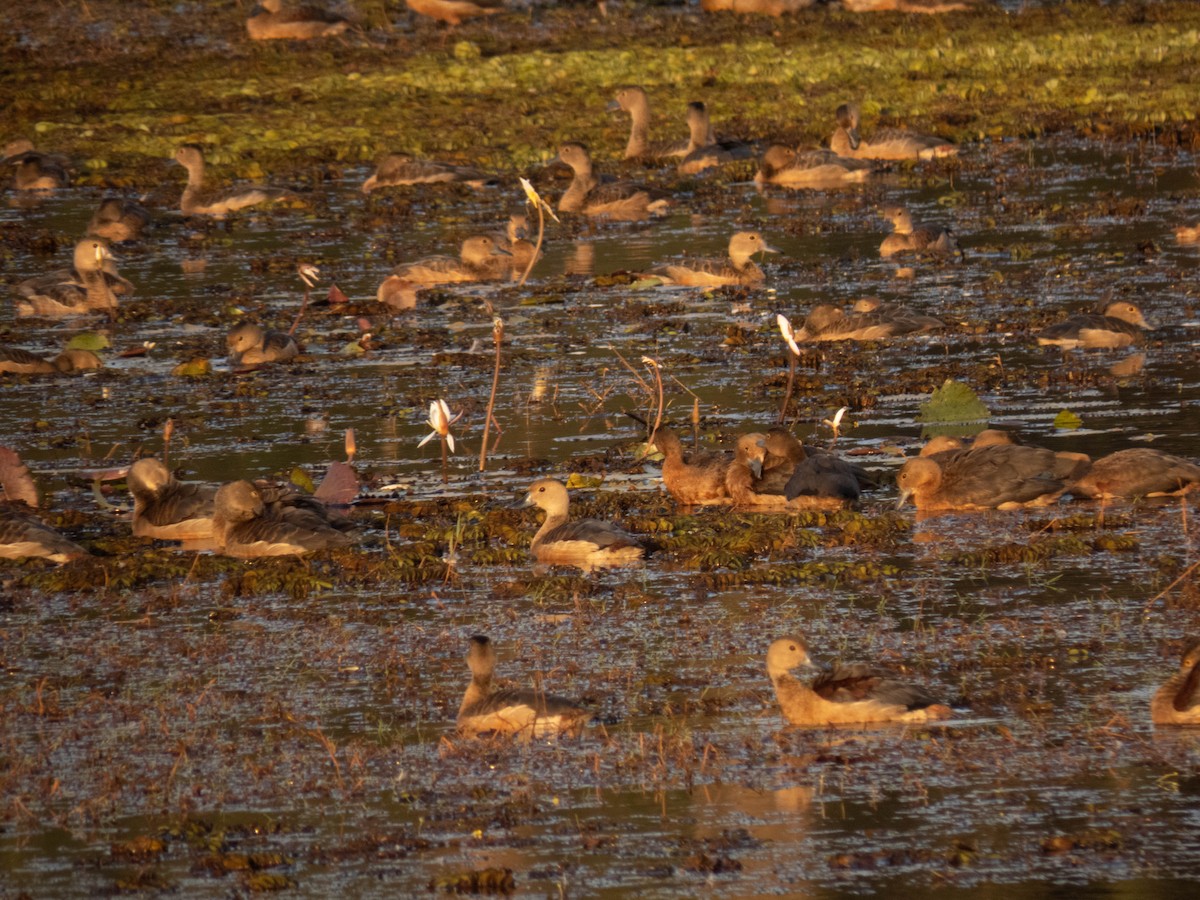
[3,138,69,191]
[0,346,101,375]
[829,103,956,161]
[0,506,89,564]
[610,86,691,162]
[648,425,730,506]
[793,300,945,342]
[677,102,756,175]
[652,231,777,287]
[896,443,1084,510]
[519,478,650,568]
[128,458,216,541]
[1066,448,1200,499]
[1151,639,1200,726]
[246,0,350,40]
[406,0,504,25]
[754,145,872,188]
[385,235,511,287]
[87,197,151,242]
[701,0,817,16]
[879,207,959,258]
[174,145,292,218]
[457,634,590,739]
[212,480,354,557]
[767,635,953,726]
[226,323,299,367]
[361,153,496,193]
[15,239,131,318]
[1035,301,1152,349]
[556,142,671,221]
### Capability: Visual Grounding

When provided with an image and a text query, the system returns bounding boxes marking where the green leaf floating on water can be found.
[917,379,990,423]
[171,358,211,377]
[565,473,603,490]
[1054,409,1083,430]
[290,467,315,494]
[66,332,110,351]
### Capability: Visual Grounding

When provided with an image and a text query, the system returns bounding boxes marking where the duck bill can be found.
[896,487,913,510]
[511,492,534,510]
[847,128,862,151]
[749,459,763,479]
[760,242,781,255]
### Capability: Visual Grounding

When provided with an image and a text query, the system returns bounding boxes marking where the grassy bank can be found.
[2,1,1200,182]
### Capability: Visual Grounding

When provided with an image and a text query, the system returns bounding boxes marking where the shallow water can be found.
[2,110,1200,900]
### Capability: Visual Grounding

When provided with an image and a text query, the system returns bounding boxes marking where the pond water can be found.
[2,117,1200,897]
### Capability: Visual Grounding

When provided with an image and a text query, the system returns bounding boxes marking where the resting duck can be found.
[1152,639,1200,726]
[490,214,540,280]
[457,635,589,739]
[879,207,959,258]
[361,153,495,193]
[727,433,853,510]
[1066,448,1200,499]
[759,429,863,501]
[383,235,510,289]
[16,239,131,318]
[755,145,872,187]
[677,102,755,175]
[896,443,1086,510]
[3,138,69,191]
[174,145,293,218]
[701,0,816,16]
[0,507,89,564]
[212,480,354,558]
[128,458,216,541]
[1035,301,1152,349]
[767,635,953,726]
[652,231,777,287]
[226,323,299,367]
[610,86,691,161]
[793,300,944,342]
[87,198,151,242]
[648,425,730,506]
[829,102,956,161]
[519,478,650,568]
[556,142,671,221]
[0,346,101,375]
[406,0,503,26]
[246,0,350,40]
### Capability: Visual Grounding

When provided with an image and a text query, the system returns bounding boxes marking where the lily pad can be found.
[171,358,212,377]
[917,379,990,424]
[66,332,110,352]
[1054,409,1083,430]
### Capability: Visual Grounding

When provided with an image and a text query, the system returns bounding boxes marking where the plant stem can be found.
[480,318,504,472]
[779,350,797,424]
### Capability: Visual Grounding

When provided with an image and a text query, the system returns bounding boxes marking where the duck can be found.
[725,432,769,506]
[726,432,854,510]
[701,0,817,16]
[361,152,496,193]
[767,635,953,727]
[173,145,293,218]
[246,0,350,40]
[1035,301,1152,349]
[127,458,216,541]
[1066,448,1200,499]
[651,231,778,287]
[754,145,872,187]
[0,506,89,564]
[518,478,650,568]
[879,207,959,257]
[648,425,730,506]
[759,429,864,501]
[3,138,69,191]
[457,635,590,739]
[896,443,1086,510]
[483,215,541,281]
[86,197,151,242]
[676,102,756,175]
[556,142,671,221]
[406,0,504,26]
[226,323,299,367]
[1151,639,1200,726]
[384,235,510,287]
[212,480,354,558]
[829,103,956,161]
[793,300,944,341]
[610,86,691,162]
[0,346,102,375]
[15,238,131,318]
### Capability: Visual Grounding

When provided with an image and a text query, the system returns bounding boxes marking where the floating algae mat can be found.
[2,2,1200,897]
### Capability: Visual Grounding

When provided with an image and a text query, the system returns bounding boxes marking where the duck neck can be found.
[531,510,568,550]
[625,109,649,159]
[772,672,817,719]
[80,267,116,310]
[459,673,493,715]
[559,168,597,213]
[1174,660,1200,712]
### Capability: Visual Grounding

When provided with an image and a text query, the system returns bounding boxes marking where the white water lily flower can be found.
[418,399,461,453]
[519,177,560,223]
[777,313,800,356]
[823,406,848,439]
[297,263,320,287]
